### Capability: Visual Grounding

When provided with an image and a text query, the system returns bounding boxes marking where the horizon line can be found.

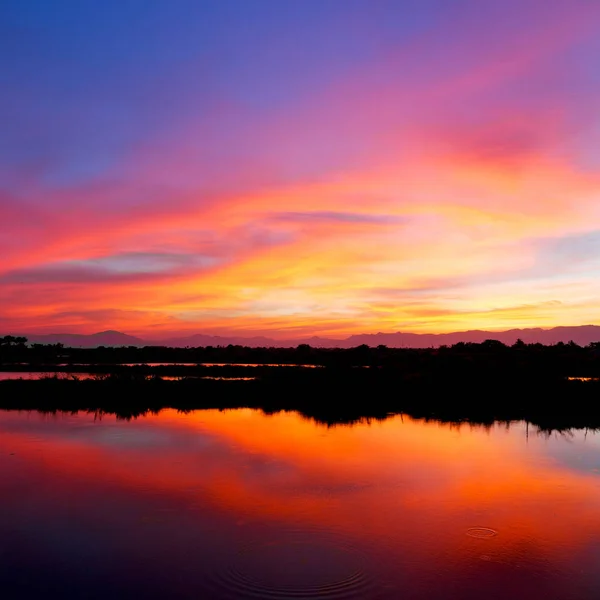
[4,323,600,341]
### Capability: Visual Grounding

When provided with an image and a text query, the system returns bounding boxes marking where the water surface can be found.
[1,409,599,599]
[0,373,256,381]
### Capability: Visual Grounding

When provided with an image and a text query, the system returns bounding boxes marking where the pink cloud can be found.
[3,1,600,336]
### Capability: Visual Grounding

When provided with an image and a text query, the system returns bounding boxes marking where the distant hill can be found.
[157,333,292,348]
[7,325,600,348]
[24,330,145,348]
[342,326,600,348]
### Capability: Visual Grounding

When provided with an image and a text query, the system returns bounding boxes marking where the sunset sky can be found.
[2,0,600,339]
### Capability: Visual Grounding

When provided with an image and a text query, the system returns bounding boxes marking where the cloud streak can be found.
[2,0,600,336]
[271,211,408,225]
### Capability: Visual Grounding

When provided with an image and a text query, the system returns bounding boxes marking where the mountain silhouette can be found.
[9,325,600,348]
[24,330,145,348]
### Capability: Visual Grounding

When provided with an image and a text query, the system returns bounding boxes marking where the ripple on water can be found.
[210,528,378,599]
[466,527,498,539]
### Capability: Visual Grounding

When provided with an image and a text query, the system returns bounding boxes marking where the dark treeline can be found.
[2,335,600,431]
[1,366,599,431]
[2,335,600,379]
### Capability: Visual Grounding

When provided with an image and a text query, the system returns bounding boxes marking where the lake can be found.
[1,409,599,599]
[0,373,256,381]
[0,364,322,381]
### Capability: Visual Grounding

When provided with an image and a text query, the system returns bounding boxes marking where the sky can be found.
[1,0,600,339]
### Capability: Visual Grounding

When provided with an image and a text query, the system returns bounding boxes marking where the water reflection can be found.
[0,363,320,380]
[0,372,257,381]
[0,371,98,380]
[0,410,599,599]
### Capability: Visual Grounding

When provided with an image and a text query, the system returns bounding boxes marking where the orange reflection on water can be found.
[1,409,599,598]
[153,410,600,554]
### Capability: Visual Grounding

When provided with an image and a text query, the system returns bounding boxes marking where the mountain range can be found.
[11,325,600,348]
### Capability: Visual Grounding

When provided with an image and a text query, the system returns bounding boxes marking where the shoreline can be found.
[1,374,599,432]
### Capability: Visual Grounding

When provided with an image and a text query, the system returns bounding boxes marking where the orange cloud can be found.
[3,2,600,337]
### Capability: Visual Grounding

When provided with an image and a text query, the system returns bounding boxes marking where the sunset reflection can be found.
[1,410,599,599]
